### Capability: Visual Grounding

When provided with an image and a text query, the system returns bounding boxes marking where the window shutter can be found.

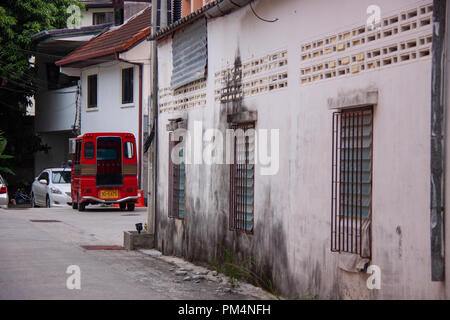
[171,17,207,90]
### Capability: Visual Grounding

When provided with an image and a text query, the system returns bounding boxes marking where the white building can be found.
[57,7,152,193]
[33,23,112,174]
[33,1,151,189]
[149,0,450,299]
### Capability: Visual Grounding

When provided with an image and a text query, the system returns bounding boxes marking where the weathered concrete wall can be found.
[155,0,448,299]
[444,0,450,300]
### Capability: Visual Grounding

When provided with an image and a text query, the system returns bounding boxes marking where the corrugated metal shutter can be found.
[171,18,207,90]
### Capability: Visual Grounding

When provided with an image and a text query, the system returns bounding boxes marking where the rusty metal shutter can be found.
[171,18,207,90]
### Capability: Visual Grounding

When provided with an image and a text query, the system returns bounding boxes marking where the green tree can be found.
[0,130,14,176]
[0,0,78,190]
[0,0,79,102]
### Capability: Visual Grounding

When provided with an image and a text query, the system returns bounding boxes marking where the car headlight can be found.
[50,187,62,194]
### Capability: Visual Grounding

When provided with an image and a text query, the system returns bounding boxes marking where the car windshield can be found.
[52,171,71,184]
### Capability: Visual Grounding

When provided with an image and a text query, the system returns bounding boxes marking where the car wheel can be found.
[72,201,78,210]
[31,193,37,208]
[46,195,51,208]
[127,203,135,211]
[78,202,85,212]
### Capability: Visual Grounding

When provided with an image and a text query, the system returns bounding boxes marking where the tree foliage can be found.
[0,130,15,177]
[0,0,78,88]
[0,0,78,185]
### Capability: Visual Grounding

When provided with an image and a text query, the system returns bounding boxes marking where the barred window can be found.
[331,107,373,258]
[168,132,185,219]
[230,123,255,233]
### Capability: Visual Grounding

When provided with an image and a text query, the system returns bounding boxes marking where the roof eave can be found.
[148,0,252,41]
[32,23,112,43]
[55,27,151,67]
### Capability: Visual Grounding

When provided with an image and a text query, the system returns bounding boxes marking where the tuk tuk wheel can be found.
[78,202,86,212]
[127,203,135,211]
[119,203,127,211]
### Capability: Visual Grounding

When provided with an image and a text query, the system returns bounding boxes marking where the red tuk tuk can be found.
[71,132,139,211]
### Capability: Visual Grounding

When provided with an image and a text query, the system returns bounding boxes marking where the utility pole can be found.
[148,0,167,238]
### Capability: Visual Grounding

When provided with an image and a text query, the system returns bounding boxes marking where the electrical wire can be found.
[12,47,151,64]
[249,1,278,23]
[0,60,72,89]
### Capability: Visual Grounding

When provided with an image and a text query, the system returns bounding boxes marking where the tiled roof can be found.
[32,23,112,42]
[56,7,151,67]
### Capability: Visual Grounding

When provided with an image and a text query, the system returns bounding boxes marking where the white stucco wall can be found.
[34,86,78,133]
[34,56,78,175]
[81,8,114,27]
[155,0,447,299]
[35,55,78,133]
[79,40,151,188]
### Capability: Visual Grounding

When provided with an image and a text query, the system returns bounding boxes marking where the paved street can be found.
[0,205,264,300]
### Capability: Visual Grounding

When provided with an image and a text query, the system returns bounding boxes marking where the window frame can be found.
[84,141,95,159]
[331,106,373,259]
[92,12,114,25]
[87,74,98,109]
[229,122,255,234]
[168,132,185,220]
[121,67,134,106]
[124,141,134,159]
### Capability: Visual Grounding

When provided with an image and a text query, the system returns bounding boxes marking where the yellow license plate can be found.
[100,190,118,199]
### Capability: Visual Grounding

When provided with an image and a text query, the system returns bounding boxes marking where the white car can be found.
[0,174,9,208]
[31,168,72,208]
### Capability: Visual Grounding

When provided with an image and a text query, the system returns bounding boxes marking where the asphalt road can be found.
[0,205,256,300]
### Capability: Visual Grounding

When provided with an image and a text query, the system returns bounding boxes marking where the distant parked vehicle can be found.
[0,174,9,208]
[31,168,72,208]
[71,132,139,211]
[13,188,31,205]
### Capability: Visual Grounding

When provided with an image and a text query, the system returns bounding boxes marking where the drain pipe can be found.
[430,0,447,282]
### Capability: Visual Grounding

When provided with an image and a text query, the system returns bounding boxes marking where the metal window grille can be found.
[331,107,373,258]
[168,132,185,219]
[230,122,255,233]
